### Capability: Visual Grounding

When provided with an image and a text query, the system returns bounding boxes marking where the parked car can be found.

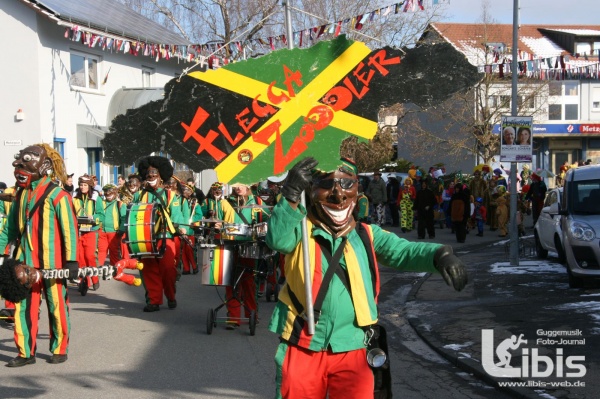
[558,165,600,288]
[534,187,566,263]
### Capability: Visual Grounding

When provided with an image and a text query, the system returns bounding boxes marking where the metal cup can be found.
[367,347,387,368]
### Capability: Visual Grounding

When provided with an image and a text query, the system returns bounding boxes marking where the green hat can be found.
[314,157,358,176]
[103,183,117,191]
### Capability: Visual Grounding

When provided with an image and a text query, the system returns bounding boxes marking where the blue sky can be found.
[440,0,599,24]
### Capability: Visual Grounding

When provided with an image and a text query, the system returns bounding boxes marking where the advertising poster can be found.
[500,115,533,162]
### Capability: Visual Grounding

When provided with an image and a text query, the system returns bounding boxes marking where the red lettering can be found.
[267,81,290,105]
[252,120,281,146]
[252,95,277,118]
[218,123,245,146]
[367,49,401,77]
[304,105,334,131]
[181,107,226,161]
[236,108,259,134]
[322,86,353,112]
[343,76,369,99]
[353,61,375,88]
[274,128,308,175]
[282,65,303,98]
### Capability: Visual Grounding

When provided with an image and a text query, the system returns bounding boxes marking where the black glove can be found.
[433,245,468,291]
[65,261,79,281]
[280,157,319,203]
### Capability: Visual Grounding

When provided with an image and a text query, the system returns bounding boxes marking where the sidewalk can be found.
[401,227,597,399]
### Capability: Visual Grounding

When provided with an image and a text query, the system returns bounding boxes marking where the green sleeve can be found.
[265,199,306,254]
[370,224,441,273]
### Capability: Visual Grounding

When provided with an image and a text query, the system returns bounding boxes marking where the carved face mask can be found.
[14,264,42,288]
[13,145,49,188]
[310,169,358,231]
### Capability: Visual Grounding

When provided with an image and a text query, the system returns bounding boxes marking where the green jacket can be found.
[266,199,441,352]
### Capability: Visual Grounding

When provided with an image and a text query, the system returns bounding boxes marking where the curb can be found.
[406,271,540,399]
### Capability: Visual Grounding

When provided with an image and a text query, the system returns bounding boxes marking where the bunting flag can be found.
[60,1,428,68]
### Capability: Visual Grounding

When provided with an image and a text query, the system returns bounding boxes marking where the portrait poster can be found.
[500,115,533,163]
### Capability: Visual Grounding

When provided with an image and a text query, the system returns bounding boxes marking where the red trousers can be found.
[14,276,70,358]
[275,342,373,399]
[140,238,177,305]
[181,235,197,273]
[226,257,257,323]
[77,231,99,284]
[98,231,129,265]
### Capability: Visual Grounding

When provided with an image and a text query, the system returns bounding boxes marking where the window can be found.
[142,67,154,87]
[518,96,535,109]
[593,87,600,110]
[564,82,578,96]
[549,82,562,96]
[487,95,498,108]
[54,138,66,159]
[70,52,100,90]
[575,42,592,55]
[565,104,578,120]
[499,95,511,108]
[549,104,562,120]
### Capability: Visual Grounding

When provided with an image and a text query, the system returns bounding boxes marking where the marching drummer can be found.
[73,174,105,293]
[130,156,186,312]
[222,182,270,329]
[194,181,234,223]
[180,181,199,275]
[98,183,129,266]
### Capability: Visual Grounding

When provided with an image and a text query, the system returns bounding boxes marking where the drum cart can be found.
[197,221,275,336]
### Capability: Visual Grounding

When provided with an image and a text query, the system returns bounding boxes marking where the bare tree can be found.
[400,1,549,165]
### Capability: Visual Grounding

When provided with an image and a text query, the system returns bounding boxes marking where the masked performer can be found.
[98,184,128,265]
[73,174,104,292]
[266,157,468,398]
[130,156,185,312]
[0,144,78,367]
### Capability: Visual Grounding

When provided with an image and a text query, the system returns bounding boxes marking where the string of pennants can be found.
[62,0,426,66]
[481,50,600,80]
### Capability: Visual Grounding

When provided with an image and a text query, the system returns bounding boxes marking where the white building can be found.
[0,0,193,186]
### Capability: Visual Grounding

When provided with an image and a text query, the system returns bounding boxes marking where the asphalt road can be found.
[0,216,568,399]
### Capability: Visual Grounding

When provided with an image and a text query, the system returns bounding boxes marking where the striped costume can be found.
[73,193,104,286]
[3,177,78,358]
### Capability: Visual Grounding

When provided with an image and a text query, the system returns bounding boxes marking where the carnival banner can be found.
[102,36,480,184]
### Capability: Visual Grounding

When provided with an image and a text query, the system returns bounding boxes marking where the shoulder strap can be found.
[312,235,347,323]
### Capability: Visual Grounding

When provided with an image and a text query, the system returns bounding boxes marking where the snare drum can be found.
[223,223,252,237]
[238,242,275,260]
[203,244,234,286]
[123,203,166,258]
[77,216,96,232]
[253,222,268,237]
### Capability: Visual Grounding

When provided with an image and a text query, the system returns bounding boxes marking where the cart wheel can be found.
[78,279,88,296]
[265,284,273,302]
[249,311,256,336]
[206,309,215,335]
[274,283,280,302]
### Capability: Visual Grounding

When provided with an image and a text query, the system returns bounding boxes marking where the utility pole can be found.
[509,0,520,266]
